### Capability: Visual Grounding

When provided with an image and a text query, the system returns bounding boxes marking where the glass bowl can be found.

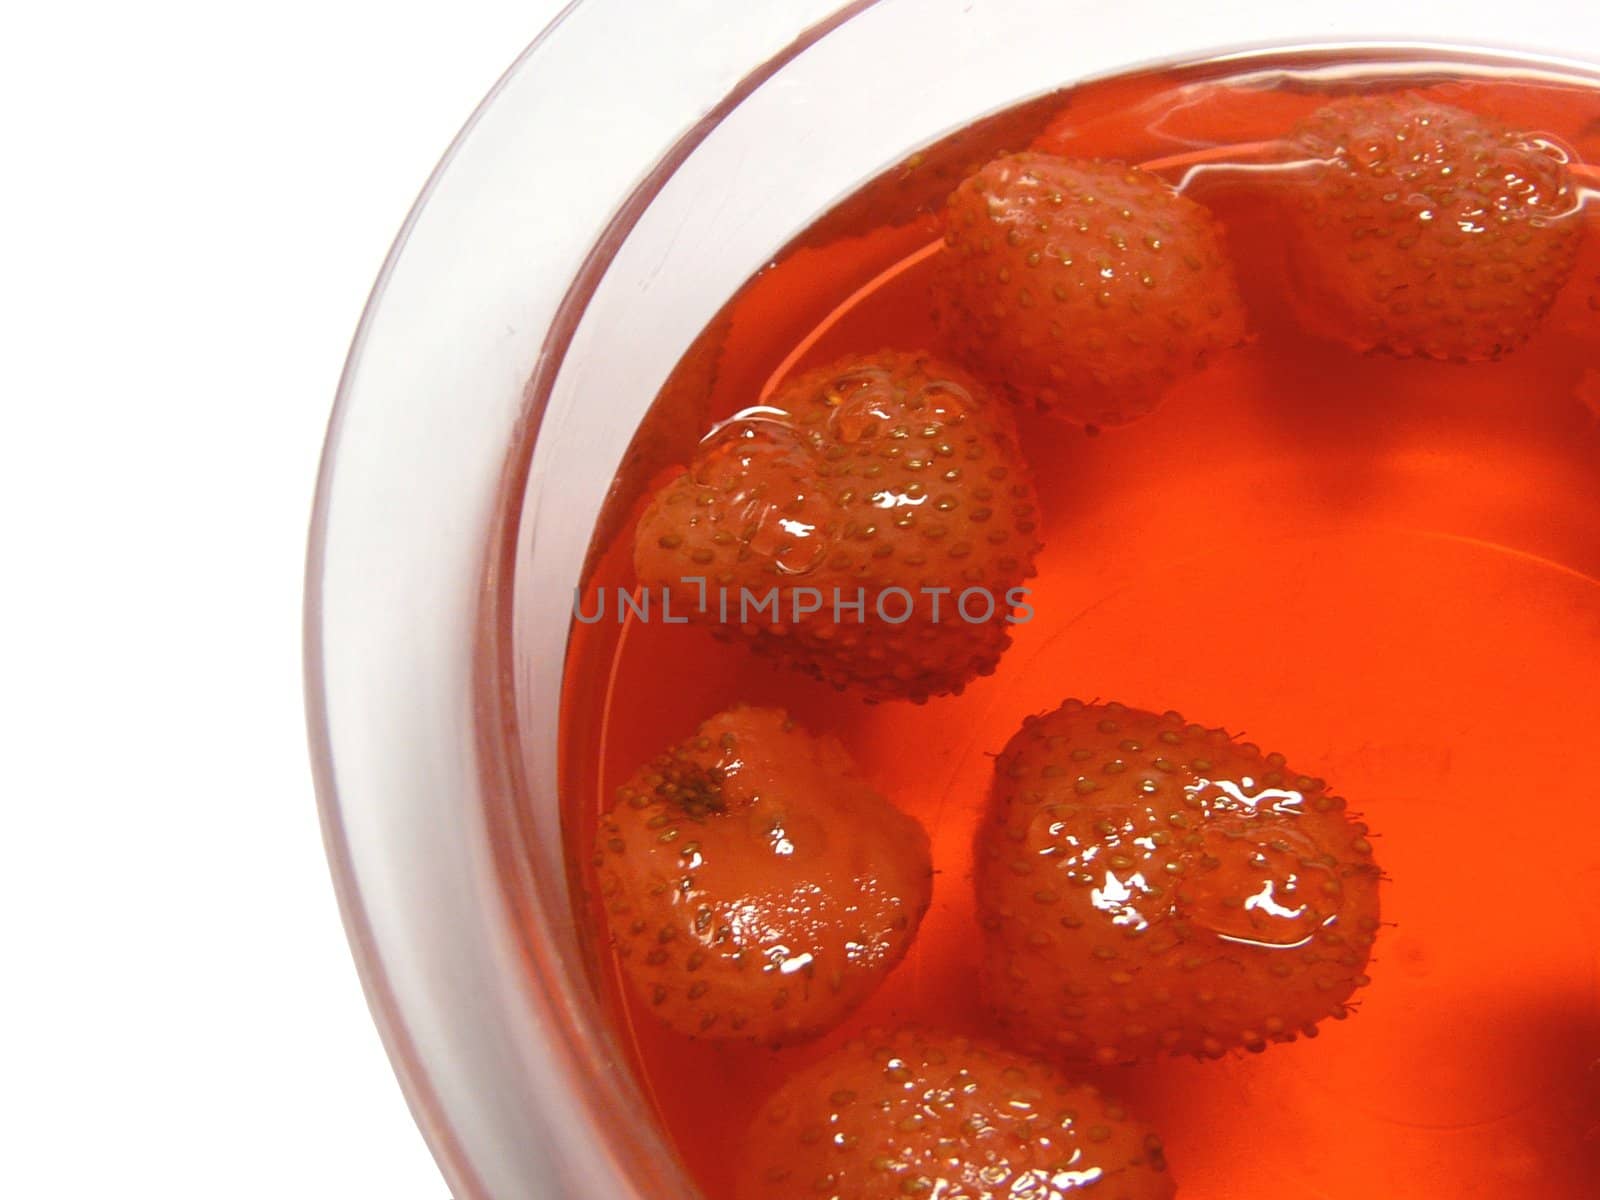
[305,2,1597,1197]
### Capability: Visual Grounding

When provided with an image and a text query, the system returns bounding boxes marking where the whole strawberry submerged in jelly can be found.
[933,153,1248,429]
[975,700,1382,1065]
[1284,93,1584,360]
[738,1028,1176,1200]
[596,706,931,1046]
[633,350,1041,702]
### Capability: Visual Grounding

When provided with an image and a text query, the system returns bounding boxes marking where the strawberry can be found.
[975,700,1382,1065]
[933,153,1248,429]
[1283,93,1583,360]
[737,1028,1175,1200]
[595,706,932,1046]
[633,350,1041,702]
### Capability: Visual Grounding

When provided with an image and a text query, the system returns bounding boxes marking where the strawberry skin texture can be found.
[738,1028,1175,1200]
[595,707,932,1046]
[975,700,1381,1065]
[633,351,1041,702]
[1285,94,1583,360]
[934,153,1248,429]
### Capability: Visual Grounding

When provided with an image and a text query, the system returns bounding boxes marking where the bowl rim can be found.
[301,4,578,1188]
[303,2,884,1195]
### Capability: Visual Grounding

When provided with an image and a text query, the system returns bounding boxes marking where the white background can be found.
[3,2,562,1195]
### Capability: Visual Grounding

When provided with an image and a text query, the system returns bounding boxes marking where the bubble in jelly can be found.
[696,410,836,576]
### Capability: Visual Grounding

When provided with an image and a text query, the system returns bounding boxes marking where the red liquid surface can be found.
[558,52,1600,1199]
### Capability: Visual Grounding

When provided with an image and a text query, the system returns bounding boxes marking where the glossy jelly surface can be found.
[559,50,1600,1200]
